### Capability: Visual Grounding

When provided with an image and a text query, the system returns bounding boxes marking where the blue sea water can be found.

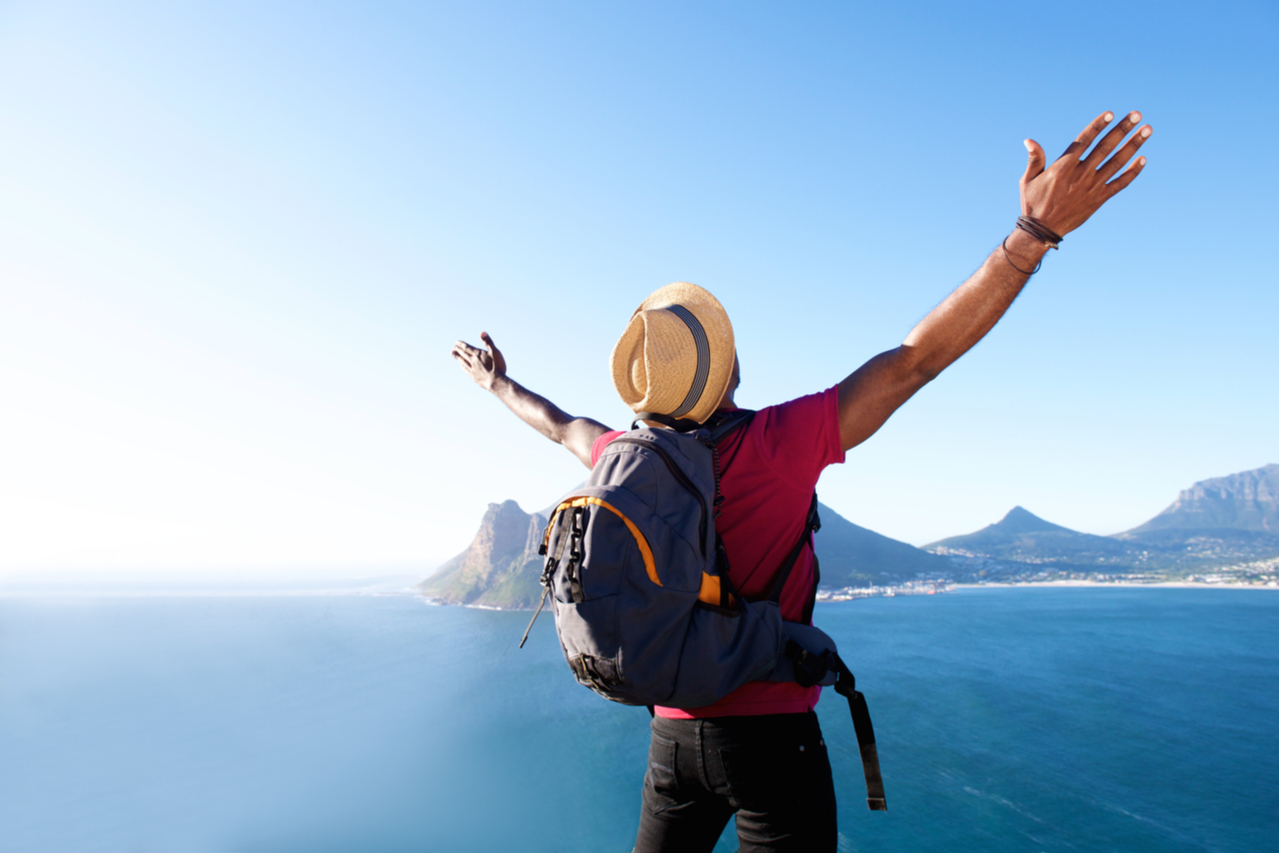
[0,588,1274,852]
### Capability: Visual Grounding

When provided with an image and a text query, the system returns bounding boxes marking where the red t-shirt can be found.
[590,385,846,717]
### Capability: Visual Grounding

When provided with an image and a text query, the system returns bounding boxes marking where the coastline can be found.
[5,580,1273,604]
[956,580,1278,590]
[816,577,1278,603]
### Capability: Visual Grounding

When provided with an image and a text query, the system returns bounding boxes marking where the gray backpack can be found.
[520,410,887,810]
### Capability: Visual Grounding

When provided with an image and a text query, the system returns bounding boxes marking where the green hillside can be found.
[814,501,951,587]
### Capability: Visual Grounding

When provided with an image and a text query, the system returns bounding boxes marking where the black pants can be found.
[633,711,838,853]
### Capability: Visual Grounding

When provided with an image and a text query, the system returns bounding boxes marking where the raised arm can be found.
[452,332,612,468]
[837,110,1153,451]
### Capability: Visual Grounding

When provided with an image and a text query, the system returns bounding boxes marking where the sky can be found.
[0,1,1275,580]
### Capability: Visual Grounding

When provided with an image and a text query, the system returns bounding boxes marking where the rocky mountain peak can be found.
[418,500,548,608]
[1127,464,1278,534]
[462,501,537,577]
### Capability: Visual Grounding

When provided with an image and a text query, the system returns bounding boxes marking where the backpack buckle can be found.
[785,639,835,688]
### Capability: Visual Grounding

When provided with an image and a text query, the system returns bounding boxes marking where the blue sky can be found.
[0,1,1275,577]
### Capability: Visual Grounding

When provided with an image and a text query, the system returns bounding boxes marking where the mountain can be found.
[424,466,1280,604]
[925,467,1280,580]
[926,506,1130,569]
[417,500,547,609]
[813,502,952,586]
[1105,464,1280,574]
[418,498,946,608]
[1123,464,1278,535]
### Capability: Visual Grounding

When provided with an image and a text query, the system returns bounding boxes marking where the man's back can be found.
[592,385,845,718]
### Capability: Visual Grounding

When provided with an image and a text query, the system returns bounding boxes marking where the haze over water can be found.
[0,586,1273,852]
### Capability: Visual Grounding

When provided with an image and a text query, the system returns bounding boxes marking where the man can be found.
[452,111,1152,853]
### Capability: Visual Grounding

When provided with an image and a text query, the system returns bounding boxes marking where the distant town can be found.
[924,551,1279,588]
[816,554,1279,602]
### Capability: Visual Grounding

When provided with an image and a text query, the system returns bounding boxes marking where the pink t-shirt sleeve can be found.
[590,430,626,467]
[747,385,846,488]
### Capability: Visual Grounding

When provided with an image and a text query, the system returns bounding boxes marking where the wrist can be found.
[1004,228,1049,270]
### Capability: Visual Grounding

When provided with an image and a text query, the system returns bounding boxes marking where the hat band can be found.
[664,305,710,419]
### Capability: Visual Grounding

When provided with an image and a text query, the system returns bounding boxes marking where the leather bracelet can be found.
[1016,215,1063,249]
[1002,235,1042,275]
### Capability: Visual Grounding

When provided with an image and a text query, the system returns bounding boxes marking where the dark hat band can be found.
[664,304,710,419]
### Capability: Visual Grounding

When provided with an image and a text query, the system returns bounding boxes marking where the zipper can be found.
[610,437,708,557]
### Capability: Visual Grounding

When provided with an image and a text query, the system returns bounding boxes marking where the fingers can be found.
[1105,155,1147,197]
[1058,111,1115,161]
[454,336,502,374]
[451,340,478,365]
[1021,139,1046,185]
[480,330,507,375]
[1098,123,1153,181]
[1083,111,1143,169]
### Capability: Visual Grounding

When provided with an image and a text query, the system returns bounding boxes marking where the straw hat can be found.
[610,282,735,425]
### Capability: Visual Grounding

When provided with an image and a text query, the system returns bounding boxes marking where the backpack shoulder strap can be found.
[631,411,701,432]
[764,491,821,603]
[629,408,756,438]
[705,408,756,443]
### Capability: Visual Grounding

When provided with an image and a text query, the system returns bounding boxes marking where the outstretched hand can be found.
[449,331,610,468]
[451,332,507,391]
[1021,110,1153,237]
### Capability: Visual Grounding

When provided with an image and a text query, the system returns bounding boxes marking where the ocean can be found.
[0,587,1274,852]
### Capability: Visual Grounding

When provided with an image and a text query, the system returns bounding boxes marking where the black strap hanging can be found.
[831,652,887,811]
